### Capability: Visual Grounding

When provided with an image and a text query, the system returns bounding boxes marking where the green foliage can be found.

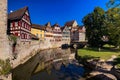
[106,8,120,47]
[83,7,106,47]
[113,55,120,68]
[83,6,120,47]
[107,0,120,8]
[8,35,17,43]
[0,59,12,76]
[116,64,120,68]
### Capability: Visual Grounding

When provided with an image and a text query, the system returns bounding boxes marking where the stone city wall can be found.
[11,39,62,68]
[0,0,12,60]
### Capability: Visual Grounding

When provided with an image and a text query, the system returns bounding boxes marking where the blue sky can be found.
[8,0,109,26]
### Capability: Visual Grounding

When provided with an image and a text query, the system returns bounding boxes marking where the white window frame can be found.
[15,22,18,26]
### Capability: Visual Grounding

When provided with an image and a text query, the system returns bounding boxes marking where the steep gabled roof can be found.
[65,20,76,26]
[78,26,86,32]
[32,24,45,30]
[8,6,28,21]
[45,22,51,27]
[53,23,60,27]
[52,23,60,29]
[61,26,65,31]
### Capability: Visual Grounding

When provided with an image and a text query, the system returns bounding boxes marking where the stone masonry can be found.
[0,0,12,60]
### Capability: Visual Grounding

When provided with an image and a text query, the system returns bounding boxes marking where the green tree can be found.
[107,0,120,8]
[106,8,120,47]
[83,7,107,47]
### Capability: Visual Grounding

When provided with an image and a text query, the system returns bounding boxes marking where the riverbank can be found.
[77,47,120,80]
[77,47,120,60]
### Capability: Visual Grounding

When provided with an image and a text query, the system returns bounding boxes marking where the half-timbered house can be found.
[8,6,32,41]
[61,26,70,44]
[44,22,53,42]
[52,23,62,43]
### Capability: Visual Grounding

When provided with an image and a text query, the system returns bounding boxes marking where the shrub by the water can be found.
[0,59,12,76]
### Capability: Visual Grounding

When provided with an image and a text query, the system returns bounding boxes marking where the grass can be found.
[77,47,120,60]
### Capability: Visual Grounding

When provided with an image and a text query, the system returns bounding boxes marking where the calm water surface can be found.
[12,48,85,80]
[31,62,84,80]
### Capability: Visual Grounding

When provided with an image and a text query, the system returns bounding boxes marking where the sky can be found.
[8,0,109,26]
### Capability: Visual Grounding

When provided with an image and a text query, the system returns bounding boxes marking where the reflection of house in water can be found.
[53,62,63,70]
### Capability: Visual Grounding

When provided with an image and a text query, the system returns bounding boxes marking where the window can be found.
[36,33,38,37]
[21,33,24,39]
[19,26,20,29]
[24,22,26,28]
[10,23,13,27]
[28,26,30,30]
[18,21,21,26]
[25,34,27,39]
[29,35,31,39]
[24,15,26,20]
[15,22,18,26]
[40,34,42,37]
[18,33,20,36]
[15,27,17,29]
[15,33,18,36]
[26,34,28,39]
[12,22,15,27]
[22,22,24,27]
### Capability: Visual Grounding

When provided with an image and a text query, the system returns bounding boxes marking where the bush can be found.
[0,59,12,76]
[8,35,17,44]
[113,55,120,69]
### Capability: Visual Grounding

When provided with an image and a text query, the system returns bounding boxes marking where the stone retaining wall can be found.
[11,39,62,68]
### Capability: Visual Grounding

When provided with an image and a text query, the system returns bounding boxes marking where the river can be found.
[12,48,85,80]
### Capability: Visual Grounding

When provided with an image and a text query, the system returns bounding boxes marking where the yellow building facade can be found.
[31,24,45,41]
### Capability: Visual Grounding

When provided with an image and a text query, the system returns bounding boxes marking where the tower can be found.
[0,0,11,60]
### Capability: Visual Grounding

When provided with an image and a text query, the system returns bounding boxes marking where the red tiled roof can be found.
[8,6,28,21]
[65,20,76,26]
[32,24,45,30]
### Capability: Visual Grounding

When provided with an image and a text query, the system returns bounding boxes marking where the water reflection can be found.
[31,61,84,80]
[12,48,84,80]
